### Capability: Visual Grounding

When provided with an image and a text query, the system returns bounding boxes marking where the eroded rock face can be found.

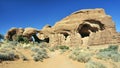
[5,8,119,46]
[5,28,24,41]
[5,27,40,42]
[37,25,53,39]
[23,27,38,41]
[38,8,118,46]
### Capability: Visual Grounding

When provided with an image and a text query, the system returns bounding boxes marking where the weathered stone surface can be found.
[37,24,54,40]
[5,27,24,41]
[5,8,119,46]
[23,27,39,41]
[39,8,118,46]
[5,27,39,41]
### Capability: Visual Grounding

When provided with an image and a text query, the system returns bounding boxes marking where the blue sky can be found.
[0,0,120,34]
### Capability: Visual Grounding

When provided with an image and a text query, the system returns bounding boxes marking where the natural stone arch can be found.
[77,19,105,38]
[84,19,105,30]
[60,32,69,40]
[5,28,24,41]
[78,24,91,38]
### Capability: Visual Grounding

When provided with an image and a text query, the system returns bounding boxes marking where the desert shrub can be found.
[59,45,69,53]
[96,51,111,60]
[0,50,17,61]
[22,43,33,49]
[86,61,106,68]
[49,47,55,52]
[31,47,40,52]
[8,41,18,46]
[99,45,118,52]
[31,47,49,62]
[0,41,18,49]
[59,45,69,50]
[49,45,69,52]
[96,45,120,62]
[110,53,120,62]
[37,42,48,48]
[15,35,29,43]
[69,48,92,63]
[49,46,59,52]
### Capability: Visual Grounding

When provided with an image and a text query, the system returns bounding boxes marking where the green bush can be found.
[69,48,92,63]
[76,52,91,63]
[59,45,69,53]
[31,47,40,52]
[99,45,118,52]
[31,48,49,62]
[59,45,69,50]
[8,41,18,46]
[15,35,29,43]
[49,45,69,52]
[0,41,17,49]
[110,53,120,62]
[49,47,55,52]
[96,51,111,60]
[86,61,106,68]
[96,45,120,62]
[0,50,17,61]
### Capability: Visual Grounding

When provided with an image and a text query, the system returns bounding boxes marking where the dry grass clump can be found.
[0,41,18,50]
[49,45,69,53]
[0,41,18,61]
[0,49,19,61]
[48,46,59,52]
[69,48,92,63]
[86,61,106,68]
[59,45,69,52]
[0,40,49,62]
[96,45,120,62]
[31,47,49,62]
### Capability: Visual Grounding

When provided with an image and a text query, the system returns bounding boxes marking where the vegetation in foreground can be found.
[86,61,107,68]
[0,39,120,68]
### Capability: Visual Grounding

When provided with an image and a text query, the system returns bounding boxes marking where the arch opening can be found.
[78,19,104,38]
[60,32,69,40]
[79,24,91,38]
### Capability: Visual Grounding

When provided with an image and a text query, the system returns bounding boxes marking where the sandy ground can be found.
[0,44,120,68]
[0,51,85,68]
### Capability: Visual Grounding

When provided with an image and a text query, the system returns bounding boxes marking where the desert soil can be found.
[0,50,85,68]
[0,44,120,68]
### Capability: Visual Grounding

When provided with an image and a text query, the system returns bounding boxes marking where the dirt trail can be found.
[43,51,85,68]
[0,51,85,68]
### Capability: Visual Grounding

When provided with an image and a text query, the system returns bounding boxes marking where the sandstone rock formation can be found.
[23,27,38,41]
[5,27,24,41]
[5,8,120,46]
[5,27,41,42]
[38,8,119,46]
